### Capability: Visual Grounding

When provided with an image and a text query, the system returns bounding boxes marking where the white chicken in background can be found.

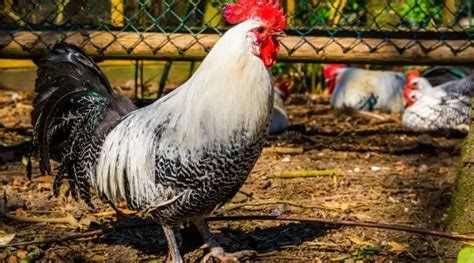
[402,75,474,131]
[270,76,290,134]
[323,64,406,113]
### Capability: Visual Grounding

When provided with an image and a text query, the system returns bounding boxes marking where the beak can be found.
[273,31,286,37]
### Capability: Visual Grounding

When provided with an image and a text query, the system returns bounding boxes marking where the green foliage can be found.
[400,0,443,27]
[271,62,286,76]
[290,0,445,28]
[458,247,474,263]
[292,0,330,27]
[19,248,42,263]
[351,247,379,260]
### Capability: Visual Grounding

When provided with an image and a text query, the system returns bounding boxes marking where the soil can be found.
[0,89,466,262]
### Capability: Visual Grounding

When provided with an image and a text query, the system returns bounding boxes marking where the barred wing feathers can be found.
[403,76,474,131]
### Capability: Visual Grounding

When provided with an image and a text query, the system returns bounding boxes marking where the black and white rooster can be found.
[402,75,474,131]
[31,1,286,262]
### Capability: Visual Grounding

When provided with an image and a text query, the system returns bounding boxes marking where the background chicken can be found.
[270,76,290,134]
[402,75,474,131]
[323,64,406,113]
[31,1,286,262]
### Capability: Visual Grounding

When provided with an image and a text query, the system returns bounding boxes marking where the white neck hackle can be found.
[95,20,274,205]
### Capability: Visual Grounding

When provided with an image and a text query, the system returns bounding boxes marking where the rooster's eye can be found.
[256,26,264,33]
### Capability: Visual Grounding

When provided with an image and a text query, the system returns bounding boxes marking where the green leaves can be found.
[458,247,474,263]
[352,247,379,260]
[400,0,442,28]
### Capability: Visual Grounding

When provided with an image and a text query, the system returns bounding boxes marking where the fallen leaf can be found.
[352,213,372,221]
[7,256,17,263]
[16,251,27,259]
[348,237,376,247]
[329,254,349,261]
[0,231,15,246]
[322,201,351,211]
[33,175,54,183]
[14,209,27,217]
[388,241,408,254]
[21,156,28,166]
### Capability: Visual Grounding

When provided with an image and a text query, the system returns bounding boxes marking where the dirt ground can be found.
[0,88,466,262]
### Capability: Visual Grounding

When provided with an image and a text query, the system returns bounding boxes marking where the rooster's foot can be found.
[202,247,256,263]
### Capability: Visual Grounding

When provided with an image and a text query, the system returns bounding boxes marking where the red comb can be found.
[406,70,421,83]
[407,70,420,77]
[223,0,286,32]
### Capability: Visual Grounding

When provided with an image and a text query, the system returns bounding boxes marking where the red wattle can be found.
[403,86,415,107]
[260,36,279,67]
[327,79,336,94]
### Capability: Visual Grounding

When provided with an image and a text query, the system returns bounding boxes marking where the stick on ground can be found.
[273,169,342,178]
[2,214,474,248]
[0,210,80,228]
[222,200,336,212]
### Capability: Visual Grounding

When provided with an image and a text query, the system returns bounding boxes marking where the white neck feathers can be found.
[95,20,273,205]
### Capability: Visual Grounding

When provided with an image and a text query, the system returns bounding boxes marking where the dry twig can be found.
[93,209,138,217]
[222,200,335,211]
[351,110,389,122]
[206,215,474,241]
[262,147,304,155]
[0,210,80,228]
[273,169,342,178]
[2,214,474,248]
[0,200,80,228]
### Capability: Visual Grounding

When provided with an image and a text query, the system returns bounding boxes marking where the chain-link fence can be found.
[0,0,473,64]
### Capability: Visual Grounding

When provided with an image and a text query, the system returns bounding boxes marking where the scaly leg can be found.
[192,218,256,262]
[162,224,184,263]
[107,200,127,218]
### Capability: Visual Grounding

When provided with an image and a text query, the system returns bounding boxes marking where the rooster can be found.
[402,75,474,131]
[323,64,406,113]
[31,1,286,262]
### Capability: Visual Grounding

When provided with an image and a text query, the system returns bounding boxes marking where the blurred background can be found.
[1,1,474,262]
[0,0,473,95]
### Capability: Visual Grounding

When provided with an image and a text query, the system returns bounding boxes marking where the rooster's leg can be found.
[107,200,127,218]
[162,225,184,263]
[192,218,256,262]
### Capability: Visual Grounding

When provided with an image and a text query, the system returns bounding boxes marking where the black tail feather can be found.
[35,42,113,95]
[32,42,135,204]
[35,89,92,174]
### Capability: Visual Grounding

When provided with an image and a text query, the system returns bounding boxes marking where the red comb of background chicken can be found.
[323,64,347,80]
[406,70,421,84]
[223,0,286,32]
[323,64,347,94]
[404,70,421,107]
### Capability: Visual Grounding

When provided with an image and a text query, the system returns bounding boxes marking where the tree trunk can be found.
[446,101,474,233]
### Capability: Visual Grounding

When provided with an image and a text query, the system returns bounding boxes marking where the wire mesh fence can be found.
[0,0,473,64]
